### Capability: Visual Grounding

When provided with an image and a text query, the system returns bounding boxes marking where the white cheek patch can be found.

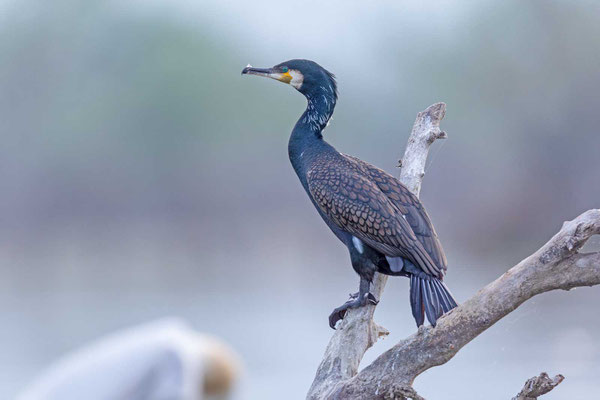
[289,69,304,89]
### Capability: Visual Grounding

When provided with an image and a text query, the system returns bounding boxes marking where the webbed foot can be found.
[328,292,378,329]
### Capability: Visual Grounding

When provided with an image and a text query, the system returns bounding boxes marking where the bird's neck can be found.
[288,91,336,172]
[298,91,336,135]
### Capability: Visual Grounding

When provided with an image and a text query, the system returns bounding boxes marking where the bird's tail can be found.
[409,274,457,327]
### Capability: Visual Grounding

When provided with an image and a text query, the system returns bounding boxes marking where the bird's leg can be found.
[328,277,378,329]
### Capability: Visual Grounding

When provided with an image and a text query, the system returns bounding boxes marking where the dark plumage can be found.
[242,59,457,329]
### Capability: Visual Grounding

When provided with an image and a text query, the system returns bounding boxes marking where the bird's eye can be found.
[281,67,289,73]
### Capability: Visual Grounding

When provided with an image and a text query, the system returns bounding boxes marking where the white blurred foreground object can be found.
[17,319,241,400]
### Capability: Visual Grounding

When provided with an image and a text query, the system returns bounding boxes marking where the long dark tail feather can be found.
[430,280,443,319]
[432,278,458,309]
[422,280,437,325]
[410,275,425,326]
[432,279,451,311]
[409,274,458,327]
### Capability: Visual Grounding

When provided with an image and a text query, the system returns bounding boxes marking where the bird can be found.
[242,59,457,329]
[17,319,241,400]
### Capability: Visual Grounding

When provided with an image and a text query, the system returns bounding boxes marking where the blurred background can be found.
[1,0,599,398]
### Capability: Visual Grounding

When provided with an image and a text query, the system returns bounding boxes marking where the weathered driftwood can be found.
[307,103,600,400]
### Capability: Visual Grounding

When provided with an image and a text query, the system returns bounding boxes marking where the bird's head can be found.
[242,59,337,103]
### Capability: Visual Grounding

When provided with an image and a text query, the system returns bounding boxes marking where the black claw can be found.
[367,292,379,305]
[328,308,347,329]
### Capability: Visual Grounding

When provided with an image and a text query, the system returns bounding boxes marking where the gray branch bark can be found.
[512,373,564,400]
[307,102,600,400]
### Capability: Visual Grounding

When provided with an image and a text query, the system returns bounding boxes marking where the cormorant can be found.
[242,59,457,329]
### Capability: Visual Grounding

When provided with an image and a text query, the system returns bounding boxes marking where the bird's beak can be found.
[241,65,273,77]
[241,64,292,84]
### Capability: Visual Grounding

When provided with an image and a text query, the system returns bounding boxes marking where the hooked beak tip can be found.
[241,64,253,75]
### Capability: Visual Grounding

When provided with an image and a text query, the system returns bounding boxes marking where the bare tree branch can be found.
[333,209,600,399]
[307,103,448,400]
[512,372,565,400]
[307,102,600,400]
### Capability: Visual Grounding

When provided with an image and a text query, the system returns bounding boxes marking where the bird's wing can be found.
[307,156,442,277]
[343,154,448,272]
